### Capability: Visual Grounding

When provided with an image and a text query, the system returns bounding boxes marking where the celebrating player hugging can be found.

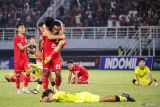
[42,17,66,92]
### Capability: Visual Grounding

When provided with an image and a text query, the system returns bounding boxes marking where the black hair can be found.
[38,22,44,27]
[41,89,54,98]
[16,23,24,29]
[53,21,61,27]
[44,17,54,32]
[139,57,145,62]
[67,60,73,64]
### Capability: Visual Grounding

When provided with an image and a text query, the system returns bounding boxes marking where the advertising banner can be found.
[99,56,153,70]
[62,56,100,69]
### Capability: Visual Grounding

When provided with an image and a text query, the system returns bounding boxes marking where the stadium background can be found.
[0,0,160,107]
[0,0,160,70]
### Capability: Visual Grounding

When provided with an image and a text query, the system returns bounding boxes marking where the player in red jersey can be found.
[67,60,89,84]
[44,20,66,64]
[5,73,39,82]
[5,74,27,82]
[13,23,31,94]
[42,17,66,92]
[31,22,56,94]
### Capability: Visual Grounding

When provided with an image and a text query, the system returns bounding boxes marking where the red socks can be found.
[24,74,30,87]
[15,76,20,89]
[55,76,62,90]
[43,75,49,90]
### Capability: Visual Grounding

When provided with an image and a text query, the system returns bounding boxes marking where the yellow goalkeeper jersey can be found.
[134,66,150,78]
[30,64,42,77]
[52,91,99,103]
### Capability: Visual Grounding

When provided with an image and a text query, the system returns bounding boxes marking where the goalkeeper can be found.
[132,58,158,86]
[40,89,135,103]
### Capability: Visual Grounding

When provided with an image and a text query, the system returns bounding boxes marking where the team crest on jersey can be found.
[52,43,56,48]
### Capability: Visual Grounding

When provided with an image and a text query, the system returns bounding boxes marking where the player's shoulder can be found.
[14,34,19,38]
[144,66,150,70]
[74,64,79,67]
[134,66,139,70]
[14,34,20,41]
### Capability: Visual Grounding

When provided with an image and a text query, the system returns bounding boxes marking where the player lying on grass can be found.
[132,57,158,86]
[40,89,135,102]
[67,60,89,84]
[5,63,42,82]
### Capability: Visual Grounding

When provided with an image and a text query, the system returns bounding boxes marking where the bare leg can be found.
[5,75,12,82]
[55,72,62,90]
[71,79,85,84]
[99,96,116,102]
[49,73,56,90]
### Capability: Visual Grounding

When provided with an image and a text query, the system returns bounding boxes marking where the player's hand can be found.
[36,51,42,59]
[44,56,51,64]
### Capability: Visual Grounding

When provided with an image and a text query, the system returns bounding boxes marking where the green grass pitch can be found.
[0,70,160,107]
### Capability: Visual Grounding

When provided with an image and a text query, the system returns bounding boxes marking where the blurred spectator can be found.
[0,0,159,27]
[61,0,160,27]
[118,46,124,56]
[0,0,51,27]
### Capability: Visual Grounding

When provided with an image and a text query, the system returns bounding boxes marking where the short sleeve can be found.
[146,66,150,73]
[14,36,21,45]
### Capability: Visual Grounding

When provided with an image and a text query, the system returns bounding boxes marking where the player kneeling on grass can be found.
[132,58,158,86]
[67,60,89,84]
[40,89,135,102]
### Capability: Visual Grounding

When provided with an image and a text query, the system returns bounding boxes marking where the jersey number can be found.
[52,43,56,48]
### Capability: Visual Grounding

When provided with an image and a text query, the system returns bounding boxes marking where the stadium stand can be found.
[0,0,159,27]
[0,0,51,27]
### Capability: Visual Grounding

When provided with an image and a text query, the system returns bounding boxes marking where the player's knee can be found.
[26,69,30,75]
[44,71,50,77]
[55,72,61,77]
[15,73,21,78]
[5,75,11,82]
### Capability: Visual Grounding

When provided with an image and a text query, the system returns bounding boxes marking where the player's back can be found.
[53,91,82,102]
[53,91,99,103]
[74,64,89,76]
[14,34,28,62]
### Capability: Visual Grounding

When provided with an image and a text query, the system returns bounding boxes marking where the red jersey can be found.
[14,34,28,63]
[43,36,60,57]
[69,64,89,77]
